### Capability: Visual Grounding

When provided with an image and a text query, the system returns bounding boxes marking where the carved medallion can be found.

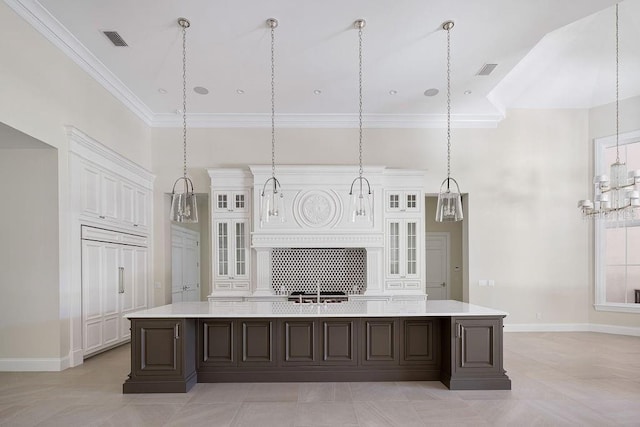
[296,190,340,228]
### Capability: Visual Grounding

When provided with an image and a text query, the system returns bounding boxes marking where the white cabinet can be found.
[171,226,200,302]
[213,190,249,214]
[73,155,151,233]
[121,181,150,232]
[78,162,120,223]
[213,219,250,291]
[81,227,148,356]
[385,218,422,291]
[385,190,421,213]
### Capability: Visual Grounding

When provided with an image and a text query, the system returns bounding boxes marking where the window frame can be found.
[594,129,640,314]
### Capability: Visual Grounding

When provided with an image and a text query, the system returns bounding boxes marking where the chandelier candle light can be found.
[435,20,463,222]
[260,18,285,224]
[170,17,198,223]
[578,4,640,220]
[348,19,373,223]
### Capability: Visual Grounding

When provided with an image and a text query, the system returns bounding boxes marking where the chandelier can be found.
[348,19,373,223]
[260,18,285,224]
[435,20,463,222]
[578,4,640,220]
[169,17,198,223]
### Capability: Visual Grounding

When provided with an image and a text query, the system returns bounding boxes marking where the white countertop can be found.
[125,299,508,319]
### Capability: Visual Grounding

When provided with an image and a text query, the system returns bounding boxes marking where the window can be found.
[595,130,640,313]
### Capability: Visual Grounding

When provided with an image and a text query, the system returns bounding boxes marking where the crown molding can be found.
[152,112,503,129]
[8,0,504,129]
[6,0,155,126]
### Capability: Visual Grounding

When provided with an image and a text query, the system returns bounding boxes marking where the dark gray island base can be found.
[123,307,511,393]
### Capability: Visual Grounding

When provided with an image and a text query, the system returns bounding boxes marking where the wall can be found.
[0,2,151,366]
[0,148,59,361]
[588,95,640,327]
[151,109,591,325]
[425,197,464,301]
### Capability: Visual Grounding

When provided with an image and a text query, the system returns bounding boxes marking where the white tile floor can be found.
[1,332,639,426]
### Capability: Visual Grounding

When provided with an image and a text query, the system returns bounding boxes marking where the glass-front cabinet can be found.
[213,191,249,214]
[385,190,421,213]
[213,219,250,292]
[385,218,421,291]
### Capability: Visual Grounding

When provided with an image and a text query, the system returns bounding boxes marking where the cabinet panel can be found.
[121,181,136,225]
[240,320,275,366]
[362,319,398,365]
[200,320,236,366]
[322,320,356,365]
[101,172,120,221]
[133,320,181,376]
[283,320,316,364]
[400,319,439,365]
[454,318,502,375]
[135,188,149,229]
[81,165,101,216]
[214,219,250,283]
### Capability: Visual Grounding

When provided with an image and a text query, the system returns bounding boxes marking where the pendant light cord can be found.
[446,23,452,182]
[615,3,620,163]
[358,24,364,178]
[271,21,276,181]
[181,20,188,180]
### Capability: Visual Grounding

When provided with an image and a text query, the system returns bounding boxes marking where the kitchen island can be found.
[122,299,511,393]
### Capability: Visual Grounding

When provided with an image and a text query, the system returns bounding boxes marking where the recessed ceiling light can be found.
[313,89,322,95]
[464,90,472,95]
[389,90,398,95]
[424,88,439,97]
[236,89,245,94]
[158,88,167,94]
[193,86,209,95]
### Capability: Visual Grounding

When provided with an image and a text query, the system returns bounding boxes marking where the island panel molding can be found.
[123,300,511,392]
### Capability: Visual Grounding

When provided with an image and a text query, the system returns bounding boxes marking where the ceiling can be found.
[7,0,640,128]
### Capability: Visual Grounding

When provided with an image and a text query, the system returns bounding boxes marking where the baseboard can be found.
[0,356,69,372]
[504,322,640,336]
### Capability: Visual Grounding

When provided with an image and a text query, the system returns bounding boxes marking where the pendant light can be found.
[435,20,463,223]
[348,19,373,223]
[170,17,198,223]
[578,3,640,220]
[260,18,285,224]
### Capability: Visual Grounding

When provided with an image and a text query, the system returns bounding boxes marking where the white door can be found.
[171,225,201,302]
[426,232,449,300]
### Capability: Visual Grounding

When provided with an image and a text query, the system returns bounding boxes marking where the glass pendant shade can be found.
[349,176,372,223]
[261,177,285,223]
[170,176,198,223]
[436,178,463,222]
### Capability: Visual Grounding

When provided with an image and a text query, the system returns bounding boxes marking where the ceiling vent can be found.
[102,31,128,47]
[476,63,497,76]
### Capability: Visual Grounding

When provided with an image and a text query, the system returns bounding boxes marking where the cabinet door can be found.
[102,244,120,346]
[121,181,136,226]
[361,319,398,365]
[82,240,104,354]
[232,220,249,279]
[386,191,402,212]
[134,187,149,230]
[387,220,401,279]
[321,319,356,365]
[132,319,183,377]
[200,320,236,367]
[119,246,135,339]
[454,318,502,375]
[405,220,420,279]
[101,172,120,222]
[134,247,148,310]
[239,320,276,366]
[214,220,230,279]
[282,320,317,365]
[80,164,101,217]
[184,234,200,301]
[232,191,249,213]
[404,192,420,213]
